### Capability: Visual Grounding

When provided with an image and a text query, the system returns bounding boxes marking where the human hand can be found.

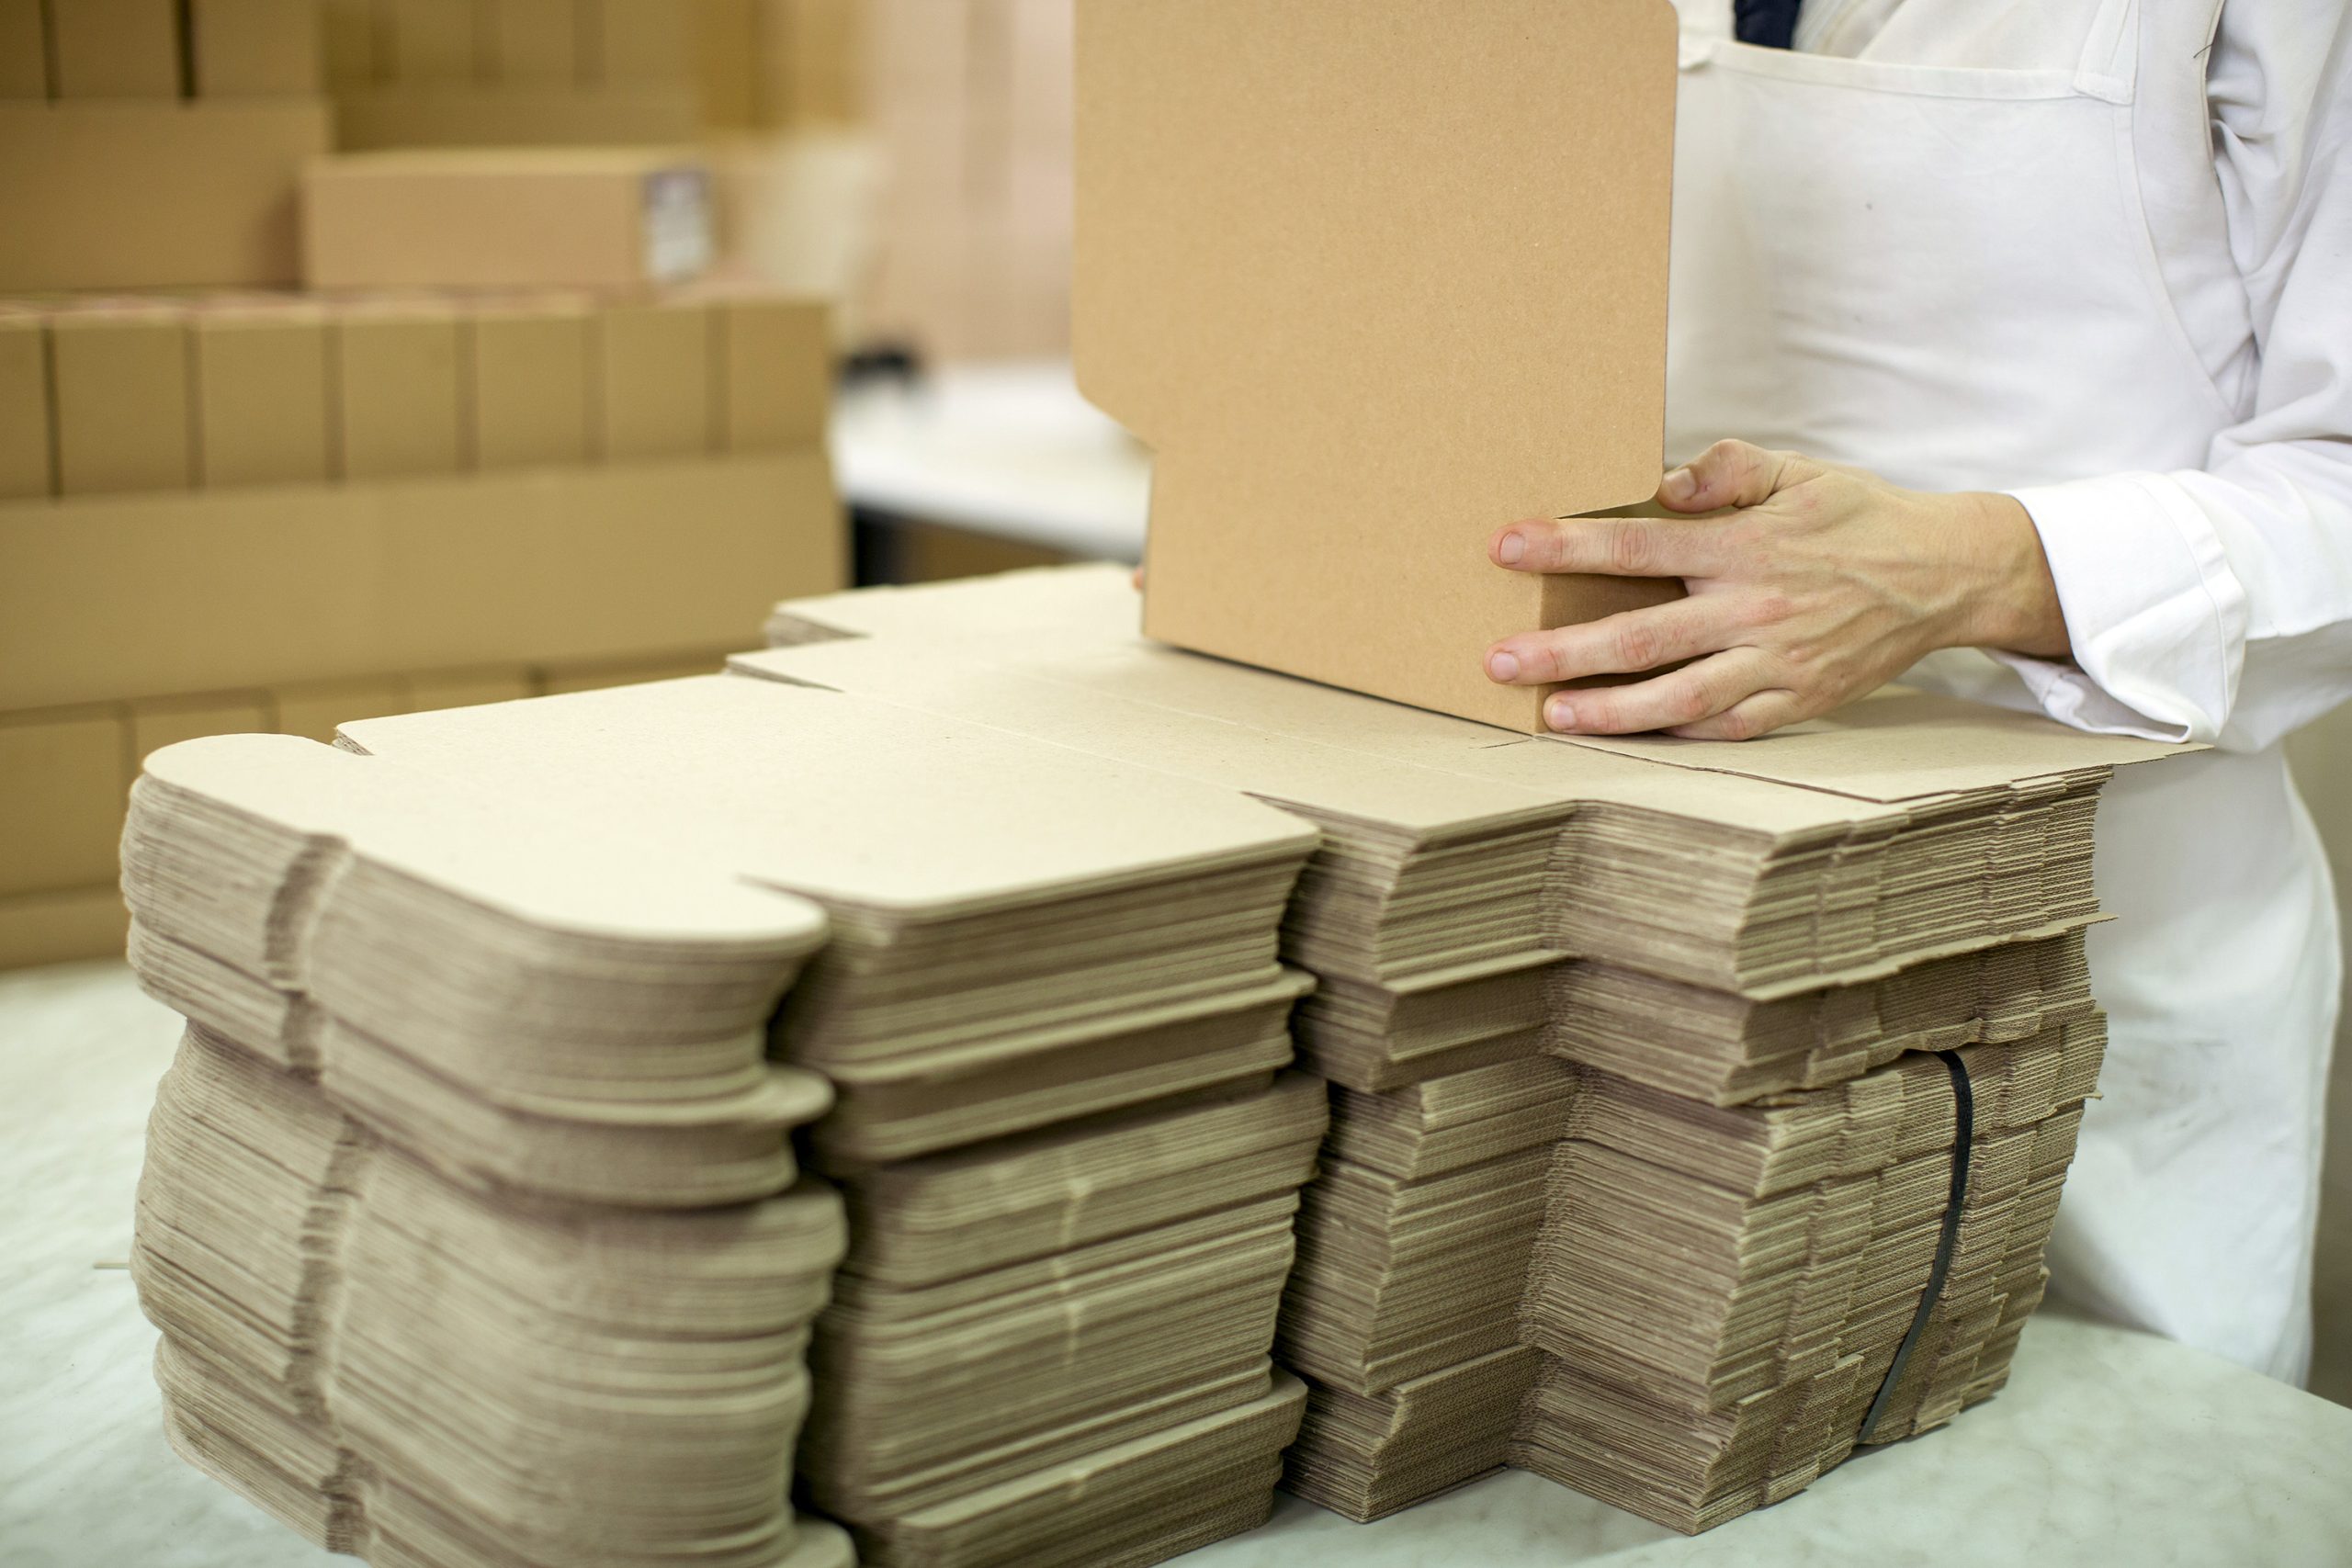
[1482,440,2069,739]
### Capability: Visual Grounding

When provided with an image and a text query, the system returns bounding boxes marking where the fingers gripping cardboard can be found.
[1072,0,1681,730]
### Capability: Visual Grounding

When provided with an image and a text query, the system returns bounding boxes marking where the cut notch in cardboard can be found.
[1072,0,1681,733]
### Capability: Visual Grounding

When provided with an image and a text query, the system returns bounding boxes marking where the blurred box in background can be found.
[858,0,1072,362]
[322,0,700,149]
[695,0,1074,367]
[1,280,845,969]
[304,148,716,289]
[0,0,329,290]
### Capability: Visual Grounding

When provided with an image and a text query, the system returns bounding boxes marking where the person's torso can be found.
[1660,0,2335,1048]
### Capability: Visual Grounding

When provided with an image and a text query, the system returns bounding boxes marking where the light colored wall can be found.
[2287,706,2352,1405]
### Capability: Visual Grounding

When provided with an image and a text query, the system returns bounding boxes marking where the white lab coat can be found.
[1664,0,2350,1382]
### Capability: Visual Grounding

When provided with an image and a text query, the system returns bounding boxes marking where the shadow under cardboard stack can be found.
[743,564,2185,1536]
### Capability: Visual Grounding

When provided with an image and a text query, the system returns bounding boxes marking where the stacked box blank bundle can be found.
[129,675,1333,1568]
[125,565,2188,1563]
[334,674,1332,1568]
[743,565,2183,1535]
[123,735,853,1566]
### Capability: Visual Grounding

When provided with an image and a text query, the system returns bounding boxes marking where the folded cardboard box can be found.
[303,149,717,289]
[1073,0,1680,730]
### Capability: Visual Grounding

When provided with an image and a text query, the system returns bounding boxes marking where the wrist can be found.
[1948,491,2071,660]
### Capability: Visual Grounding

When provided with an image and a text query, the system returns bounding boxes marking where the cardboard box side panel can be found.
[472,309,593,470]
[696,0,761,127]
[786,0,865,127]
[1076,0,1677,729]
[303,158,660,290]
[382,0,480,83]
[1138,457,1555,734]
[194,318,333,487]
[488,0,579,85]
[0,885,130,969]
[190,0,324,96]
[48,0,181,98]
[50,319,194,497]
[598,301,712,459]
[718,298,830,451]
[0,320,51,499]
[0,454,844,710]
[0,0,47,97]
[320,0,376,85]
[0,102,328,291]
[0,707,131,897]
[336,312,465,479]
[590,0,690,85]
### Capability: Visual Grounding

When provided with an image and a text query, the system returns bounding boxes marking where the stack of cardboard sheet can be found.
[1517,1022,2108,1531]
[750,567,2186,1530]
[1272,1060,1576,1515]
[123,733,854,1566]
[811,1078,1327,1567]
[334,672,1328,1566]
[1548,927,2094,1106]
[734,631,1578,1092]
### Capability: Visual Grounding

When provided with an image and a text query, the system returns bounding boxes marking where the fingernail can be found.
[1497,532,1526,566]
[1487,650,1521,682]
[1661,467,1696,502]
[1546,696,1577,730]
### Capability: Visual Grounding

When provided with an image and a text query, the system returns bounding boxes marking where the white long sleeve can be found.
[1995,3,2352,750]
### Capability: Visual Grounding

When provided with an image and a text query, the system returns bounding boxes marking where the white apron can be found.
[1666,0,2339,1382]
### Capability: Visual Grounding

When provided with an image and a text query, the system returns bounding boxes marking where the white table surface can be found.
[3,959,2347,1568]
[830,361,1151,562]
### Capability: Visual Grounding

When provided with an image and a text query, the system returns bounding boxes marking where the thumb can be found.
[1657,439,1808,513]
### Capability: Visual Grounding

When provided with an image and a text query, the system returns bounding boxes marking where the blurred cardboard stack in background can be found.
[695,0,1075,365]
[855,0,1072,361]
[335,672,1335,1566]
[0,4,850,972]
[0,0,330,290]
[322,0,699,149]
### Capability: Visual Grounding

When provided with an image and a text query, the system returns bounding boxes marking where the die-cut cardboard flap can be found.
[1074,0,1680,732]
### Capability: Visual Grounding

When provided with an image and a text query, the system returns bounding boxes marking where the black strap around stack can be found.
[1856,1049,1974,1444]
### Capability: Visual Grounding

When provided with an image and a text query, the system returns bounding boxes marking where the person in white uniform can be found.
[1479,0,2347,1384]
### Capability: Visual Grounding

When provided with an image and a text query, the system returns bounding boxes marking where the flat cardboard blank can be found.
[1074,0,1680,731]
